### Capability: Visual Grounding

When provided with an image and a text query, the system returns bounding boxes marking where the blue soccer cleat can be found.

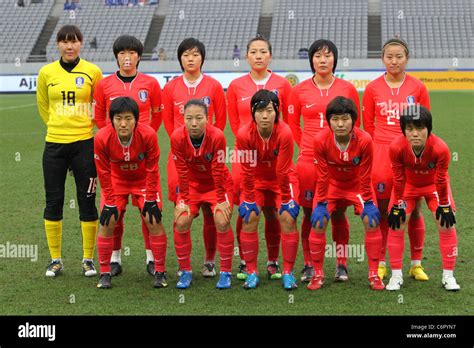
[216,272,232,289]
[282,273,298,290]
[243,272,260,290]
[176,270,193,289]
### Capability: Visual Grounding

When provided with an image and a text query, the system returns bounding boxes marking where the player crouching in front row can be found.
[94,97,168,289]
[386,106,460,291]
[308,96,385,291]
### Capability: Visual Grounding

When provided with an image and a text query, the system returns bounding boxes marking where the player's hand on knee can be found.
[100,205,118,226]
[311,202,330,229]
[388,201,407,229]
[361,200,380,228]
[436,205,456,228]
[238,201,259,223]
[214,201,232,223]
[174,200,191,222]
[279,199,300,221]
[142,200,162,224]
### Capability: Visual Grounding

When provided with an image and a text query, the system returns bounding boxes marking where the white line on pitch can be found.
[0,103,36,111]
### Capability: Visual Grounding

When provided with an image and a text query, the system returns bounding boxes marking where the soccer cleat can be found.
[368,274,385,290]
[146,261,155,276]
[110,262,122,277]
[300,265,314,283]
[386,274,403,291]
[409,265,429,281]
[153,272,168,288]
[82,260,97,277]
[176,270,193,289]
[45,260,63,277]
[282,273,298,290]
[236,262,249,280]
[307,271,325,290]
[216,272,232,289]
[243,272,260,290]
[97,273,112,289]
[378,264,388,280]
[334,264,349,282]
[202,262,217,278]
[442,275,460,291]
[267,261,282,280]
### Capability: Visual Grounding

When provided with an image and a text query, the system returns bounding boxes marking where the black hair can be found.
[382,38,410,57]
[112,35,143,68]
[400,105,432,136]
[183,99,208,116]
[325,96,358,128]
[246,34,272,55]
[308,39,338,74]
[250,89,280,123]
[177,38,206,71]
[109,97,139,126]
[56,25,83,42]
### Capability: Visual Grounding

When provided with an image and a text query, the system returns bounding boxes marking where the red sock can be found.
[439,229,457,270]
[240,231,259,273]
[281,231,299,274]
[387,229,405,270]
[379,216,389,262]
[308,231,326,272]
[301,216,312,266]
[331,216,349,267]
[203,213,217,261]
[408,215,425,261]
[97,235,114,274]
[265,217,281,262]
[141,220,151,250]
[236,216,243,259]
[112,214,124,251]
[217,229,234,272]
[365,228,382,274]
[173,226,192,271]
[149,234,167,273]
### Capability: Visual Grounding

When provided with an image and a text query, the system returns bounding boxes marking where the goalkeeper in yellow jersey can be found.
[36,25,103,277]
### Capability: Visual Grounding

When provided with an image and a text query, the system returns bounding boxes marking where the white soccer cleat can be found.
[442,275,460,291]
[386,274,403,291]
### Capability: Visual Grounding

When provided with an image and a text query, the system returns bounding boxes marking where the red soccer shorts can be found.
[232,161,242,205]
[296,157,317,208]
[313,183,377,215]
[99,190,163,214]
[372,142,393,200]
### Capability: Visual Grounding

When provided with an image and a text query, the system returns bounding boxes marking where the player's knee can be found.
[44,196,65,221]
[362,216,379,231]
[175,217,191,232]
[242,213,259,231]
[77,194,98,221]
[279,212,295,230]
[148,221,165,235]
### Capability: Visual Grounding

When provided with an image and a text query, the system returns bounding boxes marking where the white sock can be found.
[392,269,403,278]
[111,250,121,264]
[411,260,421,266]
[443,269,453,278]
[379,261,386,267]
[146,249,154,263]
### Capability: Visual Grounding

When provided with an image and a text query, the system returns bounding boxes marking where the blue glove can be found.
[279,199,300,220]
[361,200,380,228]
[311,202,330,228]
[238,201,259,223]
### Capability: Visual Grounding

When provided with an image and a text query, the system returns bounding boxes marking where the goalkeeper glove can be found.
[387,201,407,230]
[279,199,300,220]
[361,200,380,228]
[100,205,118,226]
[436,205,456,228]
[238,201,259,223]
[142,200,162,224]
[311,202,330,228]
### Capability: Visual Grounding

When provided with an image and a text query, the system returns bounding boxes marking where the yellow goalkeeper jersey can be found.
[36,58,102,143]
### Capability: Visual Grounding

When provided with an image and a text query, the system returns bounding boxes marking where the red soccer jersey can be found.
[93,72,162,131]
[94,123,160,206]
[362,73,430,144]
[389,133,451,205]
[226,71,292,135]
[314,127,374,202]
[170,124,232,204]
[288,77,361,161]
[236,121,295,203]
[162,74,226,137]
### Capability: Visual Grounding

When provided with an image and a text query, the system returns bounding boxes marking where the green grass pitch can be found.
[0,91,472,315]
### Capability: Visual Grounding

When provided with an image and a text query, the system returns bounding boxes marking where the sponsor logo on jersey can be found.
[75,76,84,88]
[304,190,314,201]
[138,90,148,102]
[428,161,435,169]
[201,96,211,106]
[352,156,360,165]
[241,96,251,101]
[204,152,213,161]
[174,101,183,106]
[305,103,317,108]
[406,95,415,105]
[137,152,145,160]
[377,182,385,193]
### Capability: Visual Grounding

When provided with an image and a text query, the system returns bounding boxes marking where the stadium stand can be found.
[270,0,368,59]
[0,0,54,64]
[45,0,154,62]
[156,0,262,60]
[381,0,473,58]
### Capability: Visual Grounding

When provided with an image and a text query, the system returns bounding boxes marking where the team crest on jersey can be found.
[428,161,435,169]
[137,153,145,160]
[138,90,148,102]
[352,156,360,165]
[304,190,314,201]
[75,76,84,88]
[273,148,279,156]
[201,96,211,106]
[406,95,415,105]
[204,152,213,161]
[377,182,385,193]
